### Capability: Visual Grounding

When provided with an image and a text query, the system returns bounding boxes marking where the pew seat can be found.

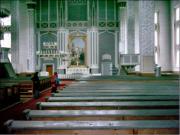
[23,109,179,121]
[59,89,178,93]
[4,120,179,134]
[52,92,179,97]
[36,101,178,110]
[46,95,179,102]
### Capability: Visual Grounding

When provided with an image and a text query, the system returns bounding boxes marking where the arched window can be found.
[175,7,180,67]
[154,12,159,65]
[0,15,11,62]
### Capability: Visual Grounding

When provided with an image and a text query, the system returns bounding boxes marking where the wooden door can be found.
[46,65,53,77]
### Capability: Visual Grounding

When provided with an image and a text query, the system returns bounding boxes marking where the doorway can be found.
[46,65,53,77]
[101,61,112,76]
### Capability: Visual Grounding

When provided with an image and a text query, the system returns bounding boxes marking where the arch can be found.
[40,32,57,46]
[68,31,87,67]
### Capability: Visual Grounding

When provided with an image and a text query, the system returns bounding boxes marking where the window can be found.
[0,16,11,26]
[154,12,158,24]
[0,33,11,48]
[0,16,11,62]
[175,7,180,67]
[176,7,179,21]
[154,31,158,46]
[154,12,159,64]
[176,27,179,45]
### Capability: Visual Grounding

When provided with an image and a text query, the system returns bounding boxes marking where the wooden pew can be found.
[36,101,178,110]
[64,84,178,90]
[63,86,178,91]
[59,90,179,95]
[0,77,51,101]
[0,83,20,110]
[66,81,178,88]
[52,91,179,97]
[23,109,179,121]
[46,95,179,102]
[4,120,179,134]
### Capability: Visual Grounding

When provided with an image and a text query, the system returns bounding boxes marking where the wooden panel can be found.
[46,65,53,77]
[4,120,179,134]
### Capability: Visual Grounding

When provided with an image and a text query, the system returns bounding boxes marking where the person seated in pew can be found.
[51,72,59,93]
[31,72,40,99]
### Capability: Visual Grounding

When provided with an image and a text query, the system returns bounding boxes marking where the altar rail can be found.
[120,54,140,66]
[66,67,90,75]
[59,74,83,80]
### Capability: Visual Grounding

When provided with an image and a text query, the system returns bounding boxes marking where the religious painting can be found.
[69,36,86,66]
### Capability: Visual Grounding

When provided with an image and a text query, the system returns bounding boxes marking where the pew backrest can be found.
[4,120,179,134]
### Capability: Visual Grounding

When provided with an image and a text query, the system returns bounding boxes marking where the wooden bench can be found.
[23,109,179,121]
[0,77,51,101]
[65,84,178,89]
[4,120,179,134]
[52,91,179,97]
[0,83,20,110]
[59,89,179,94]
[46,95,179,102]
[64,85,178,90]
[68,79,178,88]
[36,101,179,110]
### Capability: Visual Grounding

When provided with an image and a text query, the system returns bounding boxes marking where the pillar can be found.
[27,1,36,72]
[87,27,99,74]
[11,0,20,73]
[127,0,135,54]
[57,28,68,74]
[118,2,127,54]
[155,1,171,71]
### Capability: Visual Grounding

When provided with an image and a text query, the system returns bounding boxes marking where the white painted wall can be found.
[139,0,155,73]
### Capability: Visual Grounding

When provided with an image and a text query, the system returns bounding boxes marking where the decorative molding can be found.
[1,26,11,32]
[66,21,88,28]
[0,8,10,18]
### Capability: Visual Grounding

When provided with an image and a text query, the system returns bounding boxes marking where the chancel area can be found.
[0,0,179,134]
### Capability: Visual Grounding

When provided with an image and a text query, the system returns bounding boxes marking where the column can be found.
[87,27,99,74]
[57,28,68,74]
[155,1,171,71]
[118,4,127,54]
[127,1,135,54]
[115,31,119,67]
[27,1,36,72]
[11,0,20,73]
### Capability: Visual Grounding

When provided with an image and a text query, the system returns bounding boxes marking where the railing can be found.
[66,67,89,75]
[36,50,68,58]
[58,74,83,80]
[58,67,90,79]
[120,54,140,66]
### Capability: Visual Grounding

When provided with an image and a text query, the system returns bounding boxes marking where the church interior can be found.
[0,0,179,134]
